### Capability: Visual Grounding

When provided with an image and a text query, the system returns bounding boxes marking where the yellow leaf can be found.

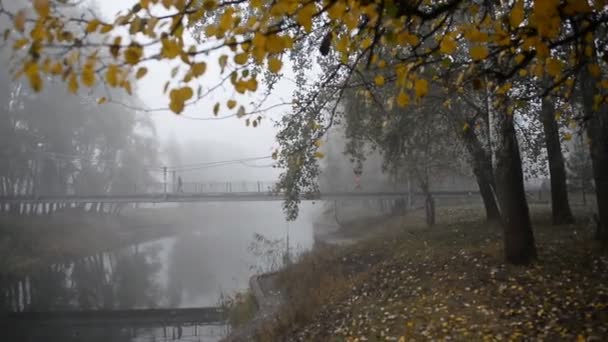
[470,46,489,61]
[464,28,489,43]
[327,1,346,19]
[191,62,206,77]
[564,133,572,141]
[82,66,96,87]
[397,31,419,46]
[545,58,562,78]
[97,97,107,104]
[30,22,45,41]
[50,62,62,75]
[136,67,148,79]
[268,57,283,73]
[297,3,316,32]
[161,38,181,59]
[33,0,50,18]
[414,79,428,98]
[68,73,79,94]
[265,34,284,54]
[106,64,121,87]
[314,151,325,159]
[497,82,512,94]
[246,78,258,91]
[397,91,409,107]
[25,62,43,92]
[124,44,143,65]
[218,8,235,32]
[13,38,29,50]
[375,75,385,87]
[202,0,217,11]
[234,53,248,65]
[510,0,524,28]
[227,99,237,109]
[124,80,132,95]
[14,10,26,33]
[129,17,143,35]
[100,24,113,33]
[440,36,457,55]
[169,87,194,114]
[361,37,373,49]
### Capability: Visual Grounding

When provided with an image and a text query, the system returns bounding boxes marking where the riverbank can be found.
[231,205,607,341]
[0,207,187,276]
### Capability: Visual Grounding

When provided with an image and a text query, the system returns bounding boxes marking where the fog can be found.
[0,2,305,341]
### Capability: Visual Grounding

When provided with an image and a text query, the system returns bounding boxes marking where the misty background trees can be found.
[0,52,158,213]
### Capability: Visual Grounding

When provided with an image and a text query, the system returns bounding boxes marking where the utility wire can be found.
[167,156,272,171]
[24,145,274,172]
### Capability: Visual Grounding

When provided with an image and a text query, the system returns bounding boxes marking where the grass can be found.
[253,205,608,341]
[220,290,259,329]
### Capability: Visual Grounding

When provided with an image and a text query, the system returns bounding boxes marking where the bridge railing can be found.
[99,181,279,196]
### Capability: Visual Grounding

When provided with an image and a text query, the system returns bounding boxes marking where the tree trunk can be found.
[492,103,536,265]
[425,192,435,226]
[462,126,501,221]
[540,96,574,225]
[579,62,608,243]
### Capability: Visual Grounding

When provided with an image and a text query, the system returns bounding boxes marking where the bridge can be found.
[0,190,430,204]
[1,307,226,328]
[2,307,228,341]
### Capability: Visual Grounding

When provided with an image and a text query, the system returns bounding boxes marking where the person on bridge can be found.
[177,176,183,193]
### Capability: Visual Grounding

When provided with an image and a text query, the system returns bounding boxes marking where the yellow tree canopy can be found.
[2,0,607,114]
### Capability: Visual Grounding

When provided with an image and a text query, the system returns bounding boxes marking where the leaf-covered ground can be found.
[276,206,608,341]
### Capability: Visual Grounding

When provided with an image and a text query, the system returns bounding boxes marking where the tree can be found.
[567,132,594,205]
[0,33,158,214]
[578,47,608,243]
[341,84,465,227]
[449,96,501,222]
[539,93,574,224]
[3,0,608,260]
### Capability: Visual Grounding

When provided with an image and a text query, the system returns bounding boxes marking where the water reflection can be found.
[1,202,317,341]
[1,244,163,313]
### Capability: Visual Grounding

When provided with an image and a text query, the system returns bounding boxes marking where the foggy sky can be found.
[94,1,298,180]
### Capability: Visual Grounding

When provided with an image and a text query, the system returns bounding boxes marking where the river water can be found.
[2,202,320,341]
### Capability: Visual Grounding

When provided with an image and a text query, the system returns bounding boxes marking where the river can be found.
[2,201,320,341]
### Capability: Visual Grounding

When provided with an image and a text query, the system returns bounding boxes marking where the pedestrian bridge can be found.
[1,307,226,327]
[0,190,421,204]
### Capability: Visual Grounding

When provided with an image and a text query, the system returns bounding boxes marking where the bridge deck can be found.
[1,307,226,327]
[0,191,477,204]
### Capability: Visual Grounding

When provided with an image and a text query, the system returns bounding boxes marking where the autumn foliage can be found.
[2,0,606,114]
